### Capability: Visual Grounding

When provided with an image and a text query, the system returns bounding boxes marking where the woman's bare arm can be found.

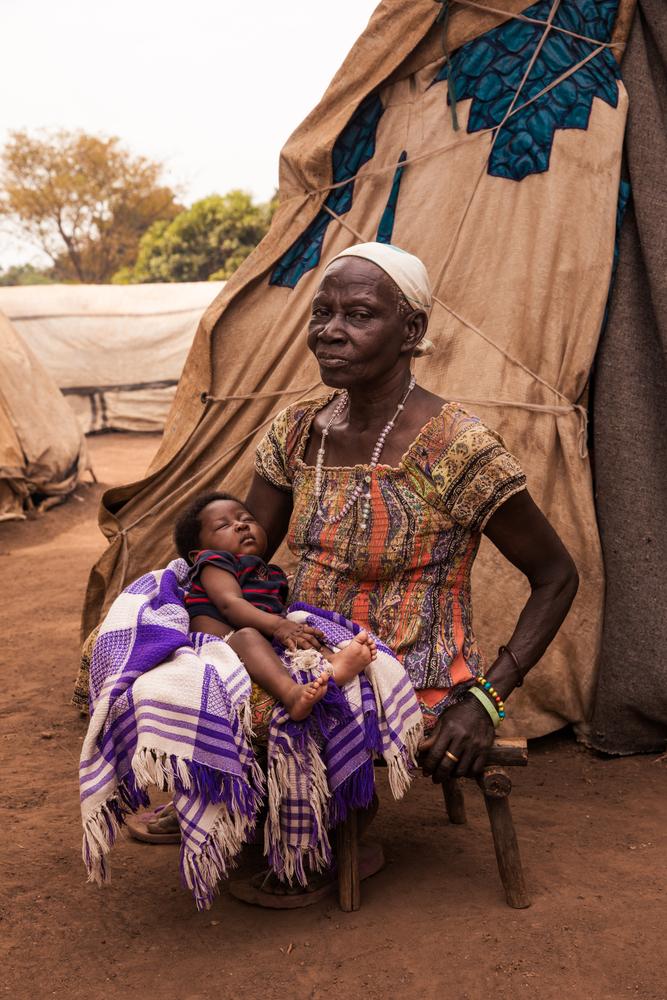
[245,472,294,559]
[420,489,579,781]
[481,488,579,693]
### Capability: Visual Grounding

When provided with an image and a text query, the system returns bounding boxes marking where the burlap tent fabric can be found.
[0,282,223,433]
[0,312,89,521]
[82,0,636,739]
[588,0,666,754]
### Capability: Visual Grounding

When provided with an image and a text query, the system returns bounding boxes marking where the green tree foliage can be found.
[0,263,55,286]
[0,130,180,283]
[113,191,275,284]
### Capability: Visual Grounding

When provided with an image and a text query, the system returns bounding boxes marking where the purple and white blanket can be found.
[79,559,423,909]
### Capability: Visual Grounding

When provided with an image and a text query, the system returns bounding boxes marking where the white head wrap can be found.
[324,242,434,356]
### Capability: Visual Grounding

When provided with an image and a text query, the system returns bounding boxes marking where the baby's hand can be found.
[272,620,325,652]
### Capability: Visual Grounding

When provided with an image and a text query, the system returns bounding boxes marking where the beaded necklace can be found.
[314,374,417,529]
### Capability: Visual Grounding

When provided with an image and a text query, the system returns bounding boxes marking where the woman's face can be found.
[307,258,422,389]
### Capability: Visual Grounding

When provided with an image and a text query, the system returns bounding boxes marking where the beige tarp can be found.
[0,312,89,521]
[82,0,636,739]
[0,282,224,433]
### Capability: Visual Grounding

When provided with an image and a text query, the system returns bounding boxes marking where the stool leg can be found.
[442,778,467,824]
[337,810,360,912]
[478,767,530,909]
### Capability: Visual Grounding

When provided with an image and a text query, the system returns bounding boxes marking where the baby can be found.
[174,492,376,720]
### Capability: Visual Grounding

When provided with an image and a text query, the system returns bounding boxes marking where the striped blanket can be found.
[79,559,423,909]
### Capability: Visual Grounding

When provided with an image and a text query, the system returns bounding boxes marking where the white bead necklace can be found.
[314,375,417,529]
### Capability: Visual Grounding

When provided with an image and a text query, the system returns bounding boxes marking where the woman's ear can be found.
[401,309,428,354]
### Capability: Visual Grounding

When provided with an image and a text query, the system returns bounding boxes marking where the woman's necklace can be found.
[314,374,416,529]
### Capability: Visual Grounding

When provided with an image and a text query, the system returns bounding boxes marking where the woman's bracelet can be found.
[474,674,506,719]
[467,686,501,728]
[498,644,524,687]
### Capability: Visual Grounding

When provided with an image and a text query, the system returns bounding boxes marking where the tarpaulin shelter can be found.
[0,311,89,521]
[588,0,666,754]
[0,282,223,434]
[82,0,645,742]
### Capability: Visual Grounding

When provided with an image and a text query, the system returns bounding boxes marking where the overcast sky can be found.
[0,0,380,267]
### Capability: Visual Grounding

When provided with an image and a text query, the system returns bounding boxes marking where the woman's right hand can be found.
[272,620,325,651]
[418,694,495,781]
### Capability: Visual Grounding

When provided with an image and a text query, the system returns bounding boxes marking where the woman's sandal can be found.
[227,840,385,909]
[125,803,181,844]
[126,802,268,846]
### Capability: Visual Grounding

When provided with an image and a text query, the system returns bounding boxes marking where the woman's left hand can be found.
[418,694,495,781]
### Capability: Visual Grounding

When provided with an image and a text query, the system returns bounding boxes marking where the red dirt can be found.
[1,433,665,1000]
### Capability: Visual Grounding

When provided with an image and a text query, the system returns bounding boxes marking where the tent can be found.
[82,0,661,748]
[0,311,90,521]
[588,0,666,754]
[0,282,224,434]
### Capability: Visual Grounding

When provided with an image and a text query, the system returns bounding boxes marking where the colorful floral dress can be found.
[254,393,526,730]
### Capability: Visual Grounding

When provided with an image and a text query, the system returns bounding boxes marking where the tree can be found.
[113,190,275,284]
[0,263,54,286]
[0,130,180,283]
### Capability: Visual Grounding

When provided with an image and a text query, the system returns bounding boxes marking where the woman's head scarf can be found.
[324,242,434,356]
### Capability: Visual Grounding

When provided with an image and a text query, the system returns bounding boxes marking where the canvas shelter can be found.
[81,0,659,747]
[0,311,89,521]
[0,282,224,434]
[588,0,666,754]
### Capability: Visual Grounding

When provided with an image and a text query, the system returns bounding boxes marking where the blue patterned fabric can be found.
[376,150,408,244]
[431,0,621,181]
[612,178,631,275]
[600,177,631,334]
[270,93,384,287]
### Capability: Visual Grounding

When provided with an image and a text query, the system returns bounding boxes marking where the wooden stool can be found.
[336,736,530,912]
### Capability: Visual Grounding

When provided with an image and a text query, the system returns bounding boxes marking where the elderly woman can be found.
[247,242,578,782]
[132,242,578,900]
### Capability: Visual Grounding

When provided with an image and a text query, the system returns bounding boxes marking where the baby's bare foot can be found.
[329,630,377,686]
[283,672,329,721]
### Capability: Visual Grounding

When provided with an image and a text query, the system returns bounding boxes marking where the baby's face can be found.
[197,499,268,558]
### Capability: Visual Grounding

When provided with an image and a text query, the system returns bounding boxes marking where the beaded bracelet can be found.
[467,686,501,728]
[474,674,506,720]
[498,644,524,687]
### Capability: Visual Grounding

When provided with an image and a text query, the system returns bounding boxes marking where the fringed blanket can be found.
[79,560,423,909]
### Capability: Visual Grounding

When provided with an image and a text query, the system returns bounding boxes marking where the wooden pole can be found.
[486,738,528,767]
[442,778,467,824]
[337,810,360,912]
[478,768,530,909]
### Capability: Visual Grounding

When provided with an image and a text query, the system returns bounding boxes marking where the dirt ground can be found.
[1,433,665,1000]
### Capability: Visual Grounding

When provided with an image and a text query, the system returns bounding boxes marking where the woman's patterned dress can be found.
[254,392,526,731]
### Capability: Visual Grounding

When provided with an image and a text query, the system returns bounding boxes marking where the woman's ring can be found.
[445,750,459,763]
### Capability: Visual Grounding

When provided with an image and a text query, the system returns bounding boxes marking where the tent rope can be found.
[430,0,564,292]
[111,380,322,583]
[453,398,590,459]
[203,385,320,403]
[298,40,610,202]
[435,1,461,130]
[450,0,625,48]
